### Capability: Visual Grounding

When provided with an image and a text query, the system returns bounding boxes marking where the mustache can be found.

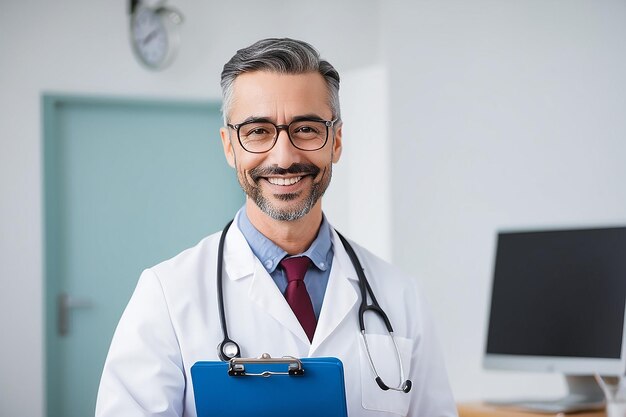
[249,163,320,182]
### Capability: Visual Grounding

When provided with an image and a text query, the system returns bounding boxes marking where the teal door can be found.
[43,96,244,417]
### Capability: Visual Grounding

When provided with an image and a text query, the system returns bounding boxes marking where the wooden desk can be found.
[458,403,606,417]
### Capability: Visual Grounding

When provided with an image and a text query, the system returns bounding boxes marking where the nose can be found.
[268,128,301,167]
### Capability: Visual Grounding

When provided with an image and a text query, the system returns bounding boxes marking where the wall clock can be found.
[129,0,183,70]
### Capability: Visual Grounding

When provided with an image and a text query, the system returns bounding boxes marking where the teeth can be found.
[267,176,303,186]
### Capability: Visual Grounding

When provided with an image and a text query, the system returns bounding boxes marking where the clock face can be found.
[131,7,169,69]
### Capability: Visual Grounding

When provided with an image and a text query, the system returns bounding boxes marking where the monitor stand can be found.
[486,375,606,413]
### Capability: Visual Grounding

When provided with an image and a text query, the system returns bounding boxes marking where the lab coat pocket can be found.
[358,333,413,415]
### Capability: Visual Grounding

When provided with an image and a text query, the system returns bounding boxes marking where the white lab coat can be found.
[96,215,457,417]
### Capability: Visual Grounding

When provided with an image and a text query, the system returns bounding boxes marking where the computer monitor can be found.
[484,226,626,413]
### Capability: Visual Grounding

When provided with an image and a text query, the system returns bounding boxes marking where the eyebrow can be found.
[236,114,329,125]
[291,114,327,122]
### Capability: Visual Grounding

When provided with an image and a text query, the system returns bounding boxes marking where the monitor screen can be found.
[485,226,626,374]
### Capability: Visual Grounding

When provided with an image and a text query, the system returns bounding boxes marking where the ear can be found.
[331,124,342,164]
[220,126,236,168]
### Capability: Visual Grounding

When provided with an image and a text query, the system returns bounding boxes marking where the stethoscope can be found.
[216,220,412,393]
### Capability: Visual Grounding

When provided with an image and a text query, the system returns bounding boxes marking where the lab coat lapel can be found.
[310,230,359,354]
[224,218,310,344]
[248,260,311,344]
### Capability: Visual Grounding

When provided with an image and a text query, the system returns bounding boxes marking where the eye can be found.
[294,125,320,134]
[248,127,270,135]
[241,123,275,139]
[292,121,325,136]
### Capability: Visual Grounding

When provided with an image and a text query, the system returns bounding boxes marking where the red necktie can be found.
[280,256,316,342]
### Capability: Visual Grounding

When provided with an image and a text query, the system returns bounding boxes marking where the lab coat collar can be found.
[223,213,359,283]
[328,227,359,282]
[222,211,256,281]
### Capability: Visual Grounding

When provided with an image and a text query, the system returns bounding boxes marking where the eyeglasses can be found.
[227,118,338,153]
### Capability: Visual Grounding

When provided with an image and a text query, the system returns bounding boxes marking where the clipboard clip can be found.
[228,353,305,377]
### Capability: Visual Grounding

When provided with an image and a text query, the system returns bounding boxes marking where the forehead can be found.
[229,71,331,121]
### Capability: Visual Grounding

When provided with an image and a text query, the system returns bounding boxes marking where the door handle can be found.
[57,292,93,336]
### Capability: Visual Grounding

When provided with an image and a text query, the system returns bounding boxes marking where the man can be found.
[96,38,457,417]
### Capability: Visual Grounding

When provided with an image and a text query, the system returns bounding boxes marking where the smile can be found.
[266,176,303,186]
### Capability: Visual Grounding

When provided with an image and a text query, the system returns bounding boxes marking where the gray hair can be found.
[220,38,341,124]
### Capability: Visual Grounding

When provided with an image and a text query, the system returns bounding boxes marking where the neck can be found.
[245,200,323,255]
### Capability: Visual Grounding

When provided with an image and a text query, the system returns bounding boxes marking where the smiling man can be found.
[221,69,341,254]
[96,38,457,417]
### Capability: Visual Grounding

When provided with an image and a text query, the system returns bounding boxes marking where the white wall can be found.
[326,66,392,262]
[0,1,383,415]
[383,0,626,401]
[4,0,626,415]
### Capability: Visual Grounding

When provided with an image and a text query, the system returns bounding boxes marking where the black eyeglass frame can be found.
[227,118,338,154]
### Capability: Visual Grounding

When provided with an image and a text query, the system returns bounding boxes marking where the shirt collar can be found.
[237,207,334,274]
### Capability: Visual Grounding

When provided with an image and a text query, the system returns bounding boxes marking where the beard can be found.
[237,162,331,221]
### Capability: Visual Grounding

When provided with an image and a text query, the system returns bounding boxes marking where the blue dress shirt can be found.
[237,208,333,319]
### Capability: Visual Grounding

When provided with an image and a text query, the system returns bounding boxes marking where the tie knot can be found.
[280,256,311,283]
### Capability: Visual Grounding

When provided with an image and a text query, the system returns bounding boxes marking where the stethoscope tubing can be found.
[334,232,394,333]
[215,220,411,392]
[216,220,241,362]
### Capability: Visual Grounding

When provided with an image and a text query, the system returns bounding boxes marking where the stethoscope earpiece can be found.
[375,376,413,393]
[402,380,412,393]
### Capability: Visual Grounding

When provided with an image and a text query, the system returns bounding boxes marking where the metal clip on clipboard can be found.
[228,353,305,377]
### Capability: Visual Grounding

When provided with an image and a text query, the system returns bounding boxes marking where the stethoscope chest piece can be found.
[218,338,241,361]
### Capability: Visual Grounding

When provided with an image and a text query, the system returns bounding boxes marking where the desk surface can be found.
[458,403,606,417]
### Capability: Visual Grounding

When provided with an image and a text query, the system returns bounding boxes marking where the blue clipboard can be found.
[191,354,348,417]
